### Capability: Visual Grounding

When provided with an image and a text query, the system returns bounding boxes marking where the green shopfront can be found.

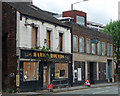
[18,49,72,90]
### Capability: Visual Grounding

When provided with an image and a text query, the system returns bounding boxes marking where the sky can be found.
[33,0,120,26]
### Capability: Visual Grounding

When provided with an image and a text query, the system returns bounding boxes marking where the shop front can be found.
[17,49,72,90]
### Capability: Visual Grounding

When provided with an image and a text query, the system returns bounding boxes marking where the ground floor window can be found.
[55,63,68,79]
[23,62,39,81]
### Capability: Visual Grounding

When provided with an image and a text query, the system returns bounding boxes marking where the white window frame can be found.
[97,41,101,55]
[102,42,105,56]
[86,38,90,54]
[110,44,113,57]
[92,43,95,54]
[79,37,84,53]
[107,43,110,56]
[73,35,78,52]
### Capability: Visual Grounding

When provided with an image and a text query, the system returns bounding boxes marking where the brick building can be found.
[65,22,114,85]
[63,10,87,26]
[2,2,72,91]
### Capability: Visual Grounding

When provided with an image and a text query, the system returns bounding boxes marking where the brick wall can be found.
[63,10,87,26]
[65,22,114,57]
[2,2,17,89]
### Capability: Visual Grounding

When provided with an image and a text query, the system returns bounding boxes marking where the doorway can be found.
[107,60,112,82]
[89,62,97,84]
[43,64,51,88]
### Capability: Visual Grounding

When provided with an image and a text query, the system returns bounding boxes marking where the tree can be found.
[103,20,120,71]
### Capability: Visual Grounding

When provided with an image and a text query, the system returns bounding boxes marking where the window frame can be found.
[79,37,84,53]
[102,42,105,56]
[110,44,113,57]
[76,15,85,26]
[107,43,110,56]
[23,62,39,81]
[86,38,90,54]
[73,35,78,52]
[97,41,101,55]
[46,30,51,50]
[91,43,95,54]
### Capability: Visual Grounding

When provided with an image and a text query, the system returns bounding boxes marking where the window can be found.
[107,43,110,56]
[92,43,95,54]
[23,62,39,81]
[59,33,63,51]
[47,30,51,49]
[73,36,78,52]
[76,15,85,26]
[55,63,68,78]
[110,44,113,56]
[79,37,84,52]
[102,42,105,56]
[97,42,101,55]
[86,39,90,53]
[32,27,38,48]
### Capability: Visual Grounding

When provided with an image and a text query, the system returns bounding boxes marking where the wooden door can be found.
[43,67,47,85]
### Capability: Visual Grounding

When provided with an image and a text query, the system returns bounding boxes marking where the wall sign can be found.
[20,49,71,61]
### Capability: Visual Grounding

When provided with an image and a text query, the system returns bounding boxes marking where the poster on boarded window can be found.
[78,68,82,81]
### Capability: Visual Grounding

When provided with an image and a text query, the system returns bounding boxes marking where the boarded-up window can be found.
[59,33,63,51]
[32,27,37,48]
[23,62,39,81]
[47,30,51,49]
[55,63,68,79]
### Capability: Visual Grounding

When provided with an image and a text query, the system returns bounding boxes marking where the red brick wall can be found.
[63,10,87,26]
[65,22,114,57]
[2,2,17,89]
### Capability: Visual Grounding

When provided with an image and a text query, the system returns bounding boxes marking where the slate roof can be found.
[7,2,70,28]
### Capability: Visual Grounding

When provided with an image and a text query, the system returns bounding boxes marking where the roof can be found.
[7,2,70,28]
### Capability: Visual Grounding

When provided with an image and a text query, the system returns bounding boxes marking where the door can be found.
[90,63,94,84]
[108,61,110,81]
[43,67,47,86]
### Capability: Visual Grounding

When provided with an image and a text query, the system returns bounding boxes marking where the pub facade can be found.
[2,2,72,91]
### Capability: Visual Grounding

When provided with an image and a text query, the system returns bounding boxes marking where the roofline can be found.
[21,13,71,29]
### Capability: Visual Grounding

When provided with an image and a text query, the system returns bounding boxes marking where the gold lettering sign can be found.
[33,52,37,57]
[31,51,66,59]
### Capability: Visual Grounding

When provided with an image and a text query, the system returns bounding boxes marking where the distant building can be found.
[87,21,105,32]
[118,1,120,20]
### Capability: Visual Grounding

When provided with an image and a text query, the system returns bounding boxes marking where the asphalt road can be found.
[55,85,118,94]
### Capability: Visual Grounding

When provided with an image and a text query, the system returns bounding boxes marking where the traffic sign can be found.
[84,79,91,86]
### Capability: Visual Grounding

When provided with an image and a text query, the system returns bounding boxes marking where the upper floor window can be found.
[47,30,51,49]
[110,44,113,57]
[102,42,105,56]
[73,36,78,52]
[92,43,95,54]
[59,33,63,51]
[79,37,84,52]
[76,15,85,26]
[86,39,90,53]
[97,41,101,55]
[107,43,109,56]
[32,27,38,48]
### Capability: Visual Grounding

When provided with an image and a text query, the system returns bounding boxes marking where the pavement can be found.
[2,82,118,95]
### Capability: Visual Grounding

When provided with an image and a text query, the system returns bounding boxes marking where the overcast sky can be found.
[33,0,120,26]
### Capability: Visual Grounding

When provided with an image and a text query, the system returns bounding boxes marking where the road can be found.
[55,85,118,94]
